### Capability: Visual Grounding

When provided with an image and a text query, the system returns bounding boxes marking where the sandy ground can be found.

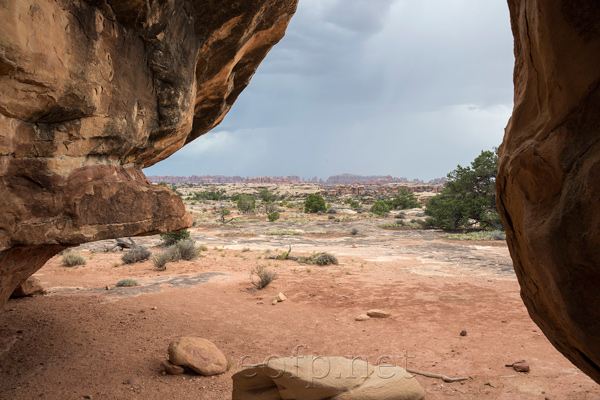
[1,218,599,399]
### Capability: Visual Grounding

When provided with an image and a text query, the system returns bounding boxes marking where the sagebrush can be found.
[121,246,151,264]
[250,265,278,290]
[62,251,86,267]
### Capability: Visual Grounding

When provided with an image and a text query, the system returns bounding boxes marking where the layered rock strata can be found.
[0,0,297,307]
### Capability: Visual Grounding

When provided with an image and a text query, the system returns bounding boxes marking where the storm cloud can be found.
[145,0,514,181]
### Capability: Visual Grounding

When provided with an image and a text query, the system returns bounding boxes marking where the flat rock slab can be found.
[232,356,425,400]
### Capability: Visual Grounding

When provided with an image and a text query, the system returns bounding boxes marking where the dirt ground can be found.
[1,217,599,399]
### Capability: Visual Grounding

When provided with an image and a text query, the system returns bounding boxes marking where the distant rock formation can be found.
[325,174,410,185]
[0,0,298,308]
[498,0,600,383]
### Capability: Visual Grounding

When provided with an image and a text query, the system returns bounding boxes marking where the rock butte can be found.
[0,0,598,386]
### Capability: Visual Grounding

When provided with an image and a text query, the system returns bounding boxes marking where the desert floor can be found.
[1,215,599,399]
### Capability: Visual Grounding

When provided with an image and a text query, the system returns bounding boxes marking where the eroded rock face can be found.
[0,0,298,307]
[498,0,600,383]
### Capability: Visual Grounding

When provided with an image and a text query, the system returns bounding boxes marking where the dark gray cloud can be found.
[145,0,515,181]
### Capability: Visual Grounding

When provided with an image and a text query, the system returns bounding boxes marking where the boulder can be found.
[10,277,45,297]
[168,337,227,376]
[499,0,600,383]
[0,0,298,309]
[232,356,425,400]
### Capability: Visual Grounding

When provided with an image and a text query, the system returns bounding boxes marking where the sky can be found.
[144,0,515,182]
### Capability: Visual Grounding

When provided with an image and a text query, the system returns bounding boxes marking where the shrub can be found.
[259,188,277,203]
[304,194,327,213]
[152,251,173,270]
[395,212,406,219]
[237,194,256,214]
[170,239,201,261]
[121,246,151,264]
[315,253,339,266]
[116,278,138,287]
[328,215,335,220]
[268,211,280,222]
[388,188,421,210]
[350,228,359,235]
[160,230,190,246]
[327,208,337,214]
[250,265,278,290]
[198,244,209,251]
[62,251,86,267]
[370,200,390,216]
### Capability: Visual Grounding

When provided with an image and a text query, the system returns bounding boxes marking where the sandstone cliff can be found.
[498,0,600,383]
[0,0,297,307]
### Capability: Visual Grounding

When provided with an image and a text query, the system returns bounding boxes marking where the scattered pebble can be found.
[460,330,467,336]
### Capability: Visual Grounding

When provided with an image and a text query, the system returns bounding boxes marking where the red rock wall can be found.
[0,0,298,308]
[498,0,600,383]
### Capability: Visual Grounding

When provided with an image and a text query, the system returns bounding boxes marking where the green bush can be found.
[388,188,421,210]
[62,251,86,267]
[370,200,390,216]
[116,278,138,287]
[259,188,277,203]
[121,247,151,264]
[160,230,191,246]
[268,211,280,222]
[250,265,278,290]
[237,194,256,214]
[304,194,327,213]
[315,253,339,266]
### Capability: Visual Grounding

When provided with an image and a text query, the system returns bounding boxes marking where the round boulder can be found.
[168,337,227,376]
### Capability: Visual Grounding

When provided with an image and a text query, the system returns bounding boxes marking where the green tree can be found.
[237,194,256,214]
[388,188,421,210]
[259,188,277,203]
[424,148,502,230]
[370,200,390,216]
[304,194,327,213]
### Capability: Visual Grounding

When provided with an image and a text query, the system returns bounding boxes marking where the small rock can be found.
[168,337,227,376]
[506,360,530,373]
[274,292,287,302]
[367,309,391,318]
[151,306,158,310]
[460,330,467,336]
[256,301,264,305]
[162,359,185,375]
[105,286,110,290]
[351,244,357,248]
[355,314,370,321]
[272,299,278,305]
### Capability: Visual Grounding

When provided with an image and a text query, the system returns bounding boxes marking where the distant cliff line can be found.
[147,173,446,185]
